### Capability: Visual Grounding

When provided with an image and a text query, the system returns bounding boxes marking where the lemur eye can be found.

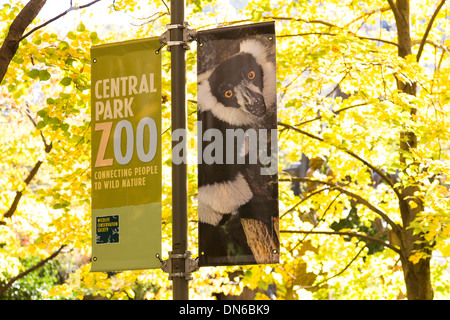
[224,90,233,98]
[248,71,255,80]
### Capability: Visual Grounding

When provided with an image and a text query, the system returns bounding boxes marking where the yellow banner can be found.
[91,37,162,271]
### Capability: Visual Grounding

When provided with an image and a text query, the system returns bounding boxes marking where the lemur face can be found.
[208,53,266,117]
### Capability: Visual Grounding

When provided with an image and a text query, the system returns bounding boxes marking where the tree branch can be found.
[0,0,104,84]
[280,186,337,218]
[0,0,46,83]
[277,121,402,201]
[24,104,52,152]
[416,0,446,63]
[295,101,374,127]
[19,0,104,41]
[281,229,401,254]
[386,0,401,24]
[280,177,401,234]
[2,104,54,221]
[268,16,335,28]
[0,245,66,297]
[278,31,399,47]
[412,39,450,56]
[314,245,367,287]
[278,121,325,142]
[347,6,392,26]
[3,160,42,218]
[3,143,52,219]
[272,15,398,47]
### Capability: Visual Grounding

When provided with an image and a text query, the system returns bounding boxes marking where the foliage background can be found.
[0,0,449,300]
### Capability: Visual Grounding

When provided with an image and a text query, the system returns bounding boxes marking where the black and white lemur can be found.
[197,35,279,266]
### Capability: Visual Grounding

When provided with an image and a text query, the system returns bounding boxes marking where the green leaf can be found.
[48,117,61,125]
[37,109,47,118]
[58,41,69,51]
[36,121,46,130]
[76,22,85,32]
[12,55,24,64]
[60,77,72,86]
[90,32,100,44]
[39,70,51,81]
[67,31,76,40]
[61,123,70,132]
[27,69,40,79]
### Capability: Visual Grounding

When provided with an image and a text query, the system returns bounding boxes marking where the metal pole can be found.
[170,0,189,300]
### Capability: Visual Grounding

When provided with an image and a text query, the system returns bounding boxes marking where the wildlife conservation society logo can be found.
[96,215,119,244]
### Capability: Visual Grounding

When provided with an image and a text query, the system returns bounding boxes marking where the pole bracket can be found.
[156,251,199,280]
[158,21,197,51]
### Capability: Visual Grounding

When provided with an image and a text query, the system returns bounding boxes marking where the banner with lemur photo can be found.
[197,22,279,266]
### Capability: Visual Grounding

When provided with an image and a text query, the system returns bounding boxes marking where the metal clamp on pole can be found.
[158,21,197,51]
[156,252,199,281]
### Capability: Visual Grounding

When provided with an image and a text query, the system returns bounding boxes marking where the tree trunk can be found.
[399,237,433,299]
[240,217,279,264]
[389,0,433,299]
